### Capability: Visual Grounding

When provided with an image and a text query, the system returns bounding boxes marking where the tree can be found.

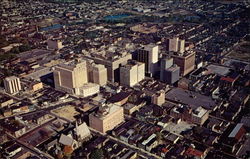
[63,145,73,158]
[90,148,104,159]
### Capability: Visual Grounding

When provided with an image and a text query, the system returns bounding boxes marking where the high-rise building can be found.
[4,76,22,94]
[160,57,173,81]
[92,65,107,86]
[137,44,159,77]
[87,60,107,86]
[161,57,173,70]
[169,37,179,52]
[162,65,180,84]
[89,104,124,133]
[169,37,185,53]
[85,53,132,83]
[160,57,180,84]
[178,39,185,54]
[120,60,145,87]
[53,60,88,94]
[172,51,195,76]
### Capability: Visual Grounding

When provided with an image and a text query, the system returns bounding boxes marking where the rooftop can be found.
[206,64,231,76]
[166,88,217,110]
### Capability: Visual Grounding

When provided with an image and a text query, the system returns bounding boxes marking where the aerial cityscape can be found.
[0,0,250,159]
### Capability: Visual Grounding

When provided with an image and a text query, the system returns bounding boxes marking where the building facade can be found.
[137,44,159,77]
[54,60,88,94]
[170,105,209,126]
[169,37,185,53]
[172,51,195,76]
[85,53,132,83]
[151,90,165,106]
[120,60,145,87]
[4,76,22,94]
[162,65,180,84]
[89,104,124,133]
[87,60,108,86]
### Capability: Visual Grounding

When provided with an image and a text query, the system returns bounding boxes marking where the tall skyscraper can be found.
[169,37,185,53]
[4,76,22,94]
[87,60,107,86]
[160,58,180,84]
[163,65,180,84]
[120,60,145,87]
[53,60,88,94]
[85,53,132,83]
[137,44,159,77]
[172,51,195,76]
[169,37,179,52]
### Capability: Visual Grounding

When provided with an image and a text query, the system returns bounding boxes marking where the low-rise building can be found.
[47,39,63,50]
[0,96,14,108]
[0,119,26,137]
[170,105,209,126]
[151,90,165,106]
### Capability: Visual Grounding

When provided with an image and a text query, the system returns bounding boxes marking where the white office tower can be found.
[54,60,88,94]
[169,37,185,53]
[4,76,22,94]
[120,60,145,87]
[87,60,108,86]
[178,39,185,54]
[137,44,159,77]
[169,37,179,52]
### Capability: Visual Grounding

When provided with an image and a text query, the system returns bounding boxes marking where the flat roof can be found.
[24,67,52,80]
[166,88,217,110]
[206,64,230,76]
[193,106,208,118]
[17,49,50,61]
[228,123,244,138]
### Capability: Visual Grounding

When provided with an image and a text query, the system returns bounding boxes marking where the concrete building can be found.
[120,60,145,87]
[172,51,195,76]
[53,60,88,94]
[162,65,180,84]
[137,44,159,77]
[151,90,165,106]
[87,60,108,86]
[161,57,173,70]
[75,83,100,97]
[89,104,124,133]
[169,37,179,52]
[169,37,185,53]
[170,105,209,126]
[178,39,185,54]
[160,57,180,84]
[4,76,22,94]
[47,39,63,50]
[30,82,43,92]
[85,53,132,83]
[92,65,107,86]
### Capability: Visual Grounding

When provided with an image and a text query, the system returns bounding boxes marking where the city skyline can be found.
[0,0,249,159]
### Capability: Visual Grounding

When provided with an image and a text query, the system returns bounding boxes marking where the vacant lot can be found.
[51,105,79,122]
